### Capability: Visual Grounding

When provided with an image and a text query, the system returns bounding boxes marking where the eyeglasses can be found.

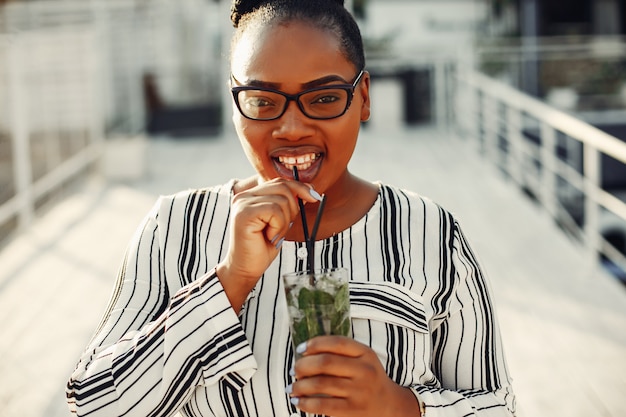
[231,70,365,121]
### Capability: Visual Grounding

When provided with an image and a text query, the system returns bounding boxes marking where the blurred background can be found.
[0,1,625,416]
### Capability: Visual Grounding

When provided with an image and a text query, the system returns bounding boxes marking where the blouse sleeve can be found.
[409,219,516,416]
[66,199,257,417]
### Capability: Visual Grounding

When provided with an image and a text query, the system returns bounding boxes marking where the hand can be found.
[288,336,421,417]
[217,178,321,312]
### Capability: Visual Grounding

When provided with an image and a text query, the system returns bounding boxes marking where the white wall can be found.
[362,0,486,53]
[0,27,99,133]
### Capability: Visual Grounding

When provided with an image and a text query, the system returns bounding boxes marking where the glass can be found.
[282,268,351,359]
[231,70,365,121]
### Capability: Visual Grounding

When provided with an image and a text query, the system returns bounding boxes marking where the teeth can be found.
[277,153,318,170]
[278,154,316,164]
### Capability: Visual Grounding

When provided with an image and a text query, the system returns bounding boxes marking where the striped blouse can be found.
[67,181,516,417]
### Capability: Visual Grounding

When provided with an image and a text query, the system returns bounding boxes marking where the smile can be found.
[276,153,321,171]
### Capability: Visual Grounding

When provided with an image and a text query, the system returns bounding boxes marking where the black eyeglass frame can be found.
[230,69,365,121]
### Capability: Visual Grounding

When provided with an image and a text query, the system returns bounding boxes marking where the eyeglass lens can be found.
[237,87,351,120]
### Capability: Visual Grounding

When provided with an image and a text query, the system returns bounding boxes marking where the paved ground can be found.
[1,125,625,417]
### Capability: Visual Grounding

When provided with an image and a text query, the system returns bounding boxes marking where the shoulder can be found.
[153,180,235,219]
[376,183,461,239]
[378,183,454,218]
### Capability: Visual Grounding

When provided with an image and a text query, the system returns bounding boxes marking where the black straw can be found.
[292,166,326,273]
[293,169,329,332]
[292,166,309,243]
[309,194,326,244]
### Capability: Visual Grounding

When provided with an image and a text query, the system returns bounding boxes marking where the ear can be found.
[358,71,371,122]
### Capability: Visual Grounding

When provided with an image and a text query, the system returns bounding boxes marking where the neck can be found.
[307,171,355,214]
[291,171,378,241]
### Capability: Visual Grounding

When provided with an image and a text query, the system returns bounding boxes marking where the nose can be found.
[272,100,315,141]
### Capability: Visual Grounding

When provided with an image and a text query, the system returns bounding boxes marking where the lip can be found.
[270,147,324,183]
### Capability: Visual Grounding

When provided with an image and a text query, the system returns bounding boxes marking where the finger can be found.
[234,195,293,244]
[239,181,322,241]
[237,181,307,226]
[260,177,323,204]
[291,374,351,399]
[259,202,292,245]
[299,336,365,358]
[295,353,364,381]
[243,180,300,214]
[290,395,349,417]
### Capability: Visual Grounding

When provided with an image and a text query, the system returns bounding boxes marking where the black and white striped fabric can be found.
[67,181,516,417]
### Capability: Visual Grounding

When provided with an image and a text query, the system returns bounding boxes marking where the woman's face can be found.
[230,21,370,196]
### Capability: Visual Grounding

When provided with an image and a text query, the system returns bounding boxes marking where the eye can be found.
[309,90,342,104]
[302,88,348,107]
[243,95,276,108]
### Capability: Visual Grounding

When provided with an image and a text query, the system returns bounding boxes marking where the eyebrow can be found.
[243,74,350,90]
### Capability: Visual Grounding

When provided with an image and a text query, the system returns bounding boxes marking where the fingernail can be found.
[288,221,294,229]
[285,384,292,394]
[290,397,300,406]
[270,234,280,244]
[309,188,323,202]
[296,341,307,355]
[289,365,295,377]
[275,237,285,249]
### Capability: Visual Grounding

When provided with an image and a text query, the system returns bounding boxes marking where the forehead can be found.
[231,21,353,84]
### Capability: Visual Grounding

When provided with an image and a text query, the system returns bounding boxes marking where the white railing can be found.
[0,0,223,241]
[473,36,626,115]
[0,26,104,239]
[455,68,626,274]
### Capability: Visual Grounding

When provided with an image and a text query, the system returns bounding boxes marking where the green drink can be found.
[282,268,351,359]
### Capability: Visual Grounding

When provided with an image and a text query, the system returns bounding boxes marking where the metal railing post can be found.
[506,104,523,186]
[454,69,477,141]
[482,92,498,163]
[8,34,34,230]
[90,26,105,151]
[220,0,235,136]
[539,122,558,217]
[583,143,601,261]
[472,86,482,144]
[434,58,447,132]
[471,86,483,149]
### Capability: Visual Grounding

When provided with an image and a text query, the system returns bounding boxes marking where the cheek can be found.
[322,118,360,172]
[234,120,273,172]
[339,115,362,153]
[232,109,246,136]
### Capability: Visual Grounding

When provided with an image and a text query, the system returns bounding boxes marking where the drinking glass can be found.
[282,268,351,359]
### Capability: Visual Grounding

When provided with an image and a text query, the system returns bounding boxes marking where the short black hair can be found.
[230,0,365,71]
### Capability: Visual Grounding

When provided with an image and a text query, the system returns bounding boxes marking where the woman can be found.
[66,1,516,416]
